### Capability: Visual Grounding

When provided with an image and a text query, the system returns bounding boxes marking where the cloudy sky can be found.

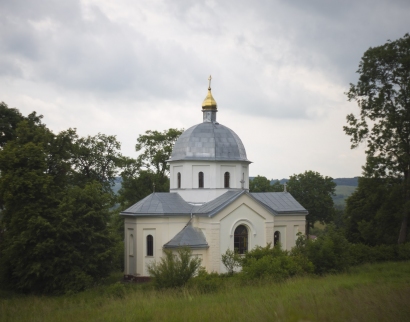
[1,0,409,180]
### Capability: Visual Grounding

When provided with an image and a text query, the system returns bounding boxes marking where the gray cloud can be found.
[0,0,409,122]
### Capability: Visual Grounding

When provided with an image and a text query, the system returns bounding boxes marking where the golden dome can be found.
[202,75,217,111]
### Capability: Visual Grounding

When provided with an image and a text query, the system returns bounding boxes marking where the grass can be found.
[1,261,410,321]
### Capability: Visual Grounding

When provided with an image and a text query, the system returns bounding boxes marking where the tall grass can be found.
[1,261,410,322]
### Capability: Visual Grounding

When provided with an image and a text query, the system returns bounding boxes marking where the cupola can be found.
[202,75,217,122]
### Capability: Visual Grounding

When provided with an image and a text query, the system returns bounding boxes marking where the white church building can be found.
[121,79,307,276]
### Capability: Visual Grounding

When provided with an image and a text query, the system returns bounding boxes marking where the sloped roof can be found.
[163,222,209,249]
[250,192,308,214]
[121,192,195,215]
[120,191,307,216]
[194,190,245,216]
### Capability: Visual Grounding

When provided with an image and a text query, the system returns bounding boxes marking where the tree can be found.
[287,170,336,235]
[135,128,183,177]
[0,102,43,148]
[71,133,124,193]
[249,175,283,192]
[344,177,403,245]
[0,105,118,294]
[118,128,183,209]
[344,33,410,243]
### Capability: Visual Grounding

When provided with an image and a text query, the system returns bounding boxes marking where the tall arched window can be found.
[177,172,181,189]
[224,172,230,188]
[274,231,281,246]
[234,225,248,254]
[198,172,204,188]
[147,235,154,256]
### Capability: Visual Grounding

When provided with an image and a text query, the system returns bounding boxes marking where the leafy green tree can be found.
[249,175,283,192]
[287,170,336,235]
[118,128,183,209]
[0,102,43,148]
[344,177,403,245]
[221,248,241,275]
[0,106,118,294]
[71,133,124,193]
[135,128,183,177]
[344,33,410,243]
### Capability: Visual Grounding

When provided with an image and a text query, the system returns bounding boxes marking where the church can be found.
[121,78,307,276]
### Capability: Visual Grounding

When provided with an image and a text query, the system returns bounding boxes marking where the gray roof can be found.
[195,190,245,216]
[250,192,308,214]
[120,191,307,217]
[169,122,250,162]
[121,193,195,215]
[163,222,209,249]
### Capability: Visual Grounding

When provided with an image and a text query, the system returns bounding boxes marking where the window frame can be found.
[146,234,154,257]
[198,171,204,188]
[224,171,230,188]
[234,225,248,254]
[177,172,181,189]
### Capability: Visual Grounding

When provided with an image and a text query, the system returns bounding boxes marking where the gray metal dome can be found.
[170,122,249,162]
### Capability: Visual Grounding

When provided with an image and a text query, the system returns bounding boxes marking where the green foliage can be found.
[287,170,336,233]
[0,104,120,294]
[303,225,351,275]
[344,177,404,245]
[147,247,202,289]
[344,33,410,243]
[349,243,410,266]
[104,282,126,299]
[118,128,183,210]
[135,128,183,176]
[187,268,221,293]
[221,248,241,275]
[249,175,283,192]
[240,243,313,281]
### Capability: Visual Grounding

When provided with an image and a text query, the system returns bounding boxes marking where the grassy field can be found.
[1,261,410,322]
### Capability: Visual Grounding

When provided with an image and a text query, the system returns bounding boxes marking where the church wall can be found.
[274,215,305,249]
[169,160,249,190]
[211,194,272,273]
[123,215,191,276]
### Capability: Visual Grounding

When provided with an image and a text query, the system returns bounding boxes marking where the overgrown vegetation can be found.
[1,261,410,322]
[147,247,202,289]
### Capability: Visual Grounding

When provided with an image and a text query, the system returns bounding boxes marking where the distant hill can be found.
[249,177,359,187]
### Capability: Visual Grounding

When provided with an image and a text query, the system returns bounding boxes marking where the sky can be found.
[1,0,409,180]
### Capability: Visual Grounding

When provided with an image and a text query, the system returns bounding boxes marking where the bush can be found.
[221,248,241,275]
[147,247,202,289]
[187,268,221,293]
[240,243,313,281]
[305,224,351,275]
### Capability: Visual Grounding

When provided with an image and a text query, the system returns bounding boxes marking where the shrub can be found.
[147,247,202,289]
[187,268,221,293]
[240,243,313,281]
[305,224,351,274]
[221,248,241,275]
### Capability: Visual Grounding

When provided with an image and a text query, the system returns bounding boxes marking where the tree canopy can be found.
[287,170,336,235]
[344,33,410,243]
[249,175,283,192]
[0,104,122,294]
[118,128,183,209]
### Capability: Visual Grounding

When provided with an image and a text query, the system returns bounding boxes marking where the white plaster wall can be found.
[274,215,306,250]
[143,229,156,276]
[169,160,250,202]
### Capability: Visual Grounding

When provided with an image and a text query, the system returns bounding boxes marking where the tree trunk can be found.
[398,176,409,244]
